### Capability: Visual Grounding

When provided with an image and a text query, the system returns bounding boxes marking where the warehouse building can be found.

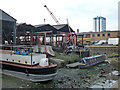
[17,23,75,34]
[0,9,16,45]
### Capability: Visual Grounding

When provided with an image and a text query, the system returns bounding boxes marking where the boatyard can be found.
[0,2,120,89]
[2,52,119,88]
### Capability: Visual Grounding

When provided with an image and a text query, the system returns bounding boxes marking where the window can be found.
[92,34,95,37]
[108,33,110,36]
[86,34,90,38]
[102,33,105,37]
[97,33,100,37]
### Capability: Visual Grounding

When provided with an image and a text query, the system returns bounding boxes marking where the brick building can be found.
[77,30,120,43]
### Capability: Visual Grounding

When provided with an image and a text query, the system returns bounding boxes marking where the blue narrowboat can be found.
[79,54,106,68]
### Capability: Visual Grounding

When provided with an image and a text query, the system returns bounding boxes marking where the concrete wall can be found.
[86,46,119,55]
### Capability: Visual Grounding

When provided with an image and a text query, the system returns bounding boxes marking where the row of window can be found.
[92,33,110,37]
[6,59,35,64]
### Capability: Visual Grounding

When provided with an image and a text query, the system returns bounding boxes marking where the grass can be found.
[110,59,120,71]
[52,52,80,65]
[107,53,120,71]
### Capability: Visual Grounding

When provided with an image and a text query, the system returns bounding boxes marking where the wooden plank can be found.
[49,58,64,68]
[66,62,81,68]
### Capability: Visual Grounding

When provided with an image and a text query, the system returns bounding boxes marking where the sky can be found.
[0,0,119,32]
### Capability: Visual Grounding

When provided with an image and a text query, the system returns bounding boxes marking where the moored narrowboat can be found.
[79,54,106,68]
[0,45,57,82]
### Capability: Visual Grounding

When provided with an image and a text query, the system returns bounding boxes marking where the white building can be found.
[93,16,106,32]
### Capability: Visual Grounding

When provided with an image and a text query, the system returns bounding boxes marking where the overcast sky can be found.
[0,0,119,32]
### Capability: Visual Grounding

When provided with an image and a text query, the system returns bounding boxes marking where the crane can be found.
[44,5,60,25]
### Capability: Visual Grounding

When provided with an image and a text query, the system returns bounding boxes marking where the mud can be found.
[2,62,118,88]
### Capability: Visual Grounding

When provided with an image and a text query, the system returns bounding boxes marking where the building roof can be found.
[0,9,16,22]
[35,24,58,33]
[17,23,36,32]
[53,24,66,30]
[53,24,75,32]
[17,23,75,34]
[34,24,50,28]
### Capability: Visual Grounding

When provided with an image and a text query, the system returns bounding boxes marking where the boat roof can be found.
[82,54,105,60]
[0,44,32,48]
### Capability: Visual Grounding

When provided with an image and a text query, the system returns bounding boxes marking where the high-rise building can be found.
[93,16,106,32]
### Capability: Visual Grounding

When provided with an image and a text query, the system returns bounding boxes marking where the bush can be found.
[53,52,80,65]
[108,53,119,58]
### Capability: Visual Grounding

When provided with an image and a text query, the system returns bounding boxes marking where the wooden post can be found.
[76,35,77,46]
[82,35,84,48]
[62,35,63,47]
[37,35,40,52]
[51,35,53,46]
[11,46,12,55]
[44,33,47,55]
[56,35,57,47]
[31,48,32,66]
[30,33,33,67]
[50,35,52,46]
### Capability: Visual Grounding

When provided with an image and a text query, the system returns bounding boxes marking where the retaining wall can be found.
[86,45,119,55]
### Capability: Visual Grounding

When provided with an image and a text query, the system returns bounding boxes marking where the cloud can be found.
[0,0,119,32]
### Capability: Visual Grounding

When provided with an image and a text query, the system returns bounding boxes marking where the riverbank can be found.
[2,52,119,89]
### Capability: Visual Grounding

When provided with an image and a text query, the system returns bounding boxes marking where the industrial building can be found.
[93,16,106,32]
[17,23,74,34]
[0,9,16,45]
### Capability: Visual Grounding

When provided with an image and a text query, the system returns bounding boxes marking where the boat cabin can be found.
[80,54,106,65]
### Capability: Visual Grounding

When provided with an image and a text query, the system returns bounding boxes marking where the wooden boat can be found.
[0,45,57,82]
[79,54,106,68]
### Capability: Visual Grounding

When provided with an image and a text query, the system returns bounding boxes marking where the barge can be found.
[0,45,57,82]
[79,54,106,68]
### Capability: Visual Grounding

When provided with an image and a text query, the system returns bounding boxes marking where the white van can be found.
[94,40,108,45]
[108,38,119,45]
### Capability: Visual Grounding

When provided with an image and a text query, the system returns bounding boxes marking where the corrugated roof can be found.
[53,24,75,32]
[0,9,16,22]
[34,24,49,28]
[34,24,58,34]
[53,24,66,30]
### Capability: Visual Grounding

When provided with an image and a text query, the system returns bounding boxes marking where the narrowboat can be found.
[79,54,106,68]
[0,45,57,82]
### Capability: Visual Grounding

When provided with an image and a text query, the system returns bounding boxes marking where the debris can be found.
[49,58,65,67]
[111,71,119,76]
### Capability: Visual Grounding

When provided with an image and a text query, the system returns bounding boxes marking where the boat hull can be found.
[1,61,57,82]
[2,69,57,82]
[79,60,105,69]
